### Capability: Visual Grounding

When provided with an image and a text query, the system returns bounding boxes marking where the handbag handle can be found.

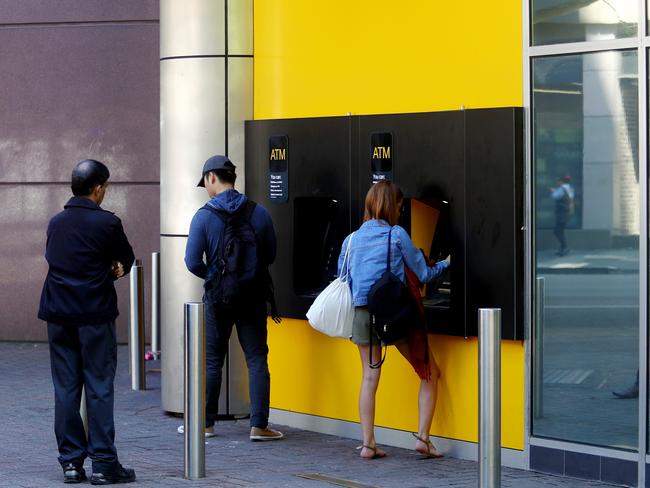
[339,232,354,282]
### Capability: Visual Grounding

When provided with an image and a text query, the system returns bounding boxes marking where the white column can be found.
[160,0,253,413]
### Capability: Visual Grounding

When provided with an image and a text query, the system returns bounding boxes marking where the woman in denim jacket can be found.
[338,181,450,460]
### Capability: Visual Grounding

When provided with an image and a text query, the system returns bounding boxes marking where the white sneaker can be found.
[177,425,216,438]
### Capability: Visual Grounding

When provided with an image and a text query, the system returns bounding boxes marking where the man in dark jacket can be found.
[184,155,282,441]
[38,159,136,485]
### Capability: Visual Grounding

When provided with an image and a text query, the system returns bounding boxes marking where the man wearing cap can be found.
[184,155,282,441]
[38,159,137,484]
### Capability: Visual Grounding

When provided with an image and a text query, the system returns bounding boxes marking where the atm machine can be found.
[245,107,523,340]
[245,116,352,318]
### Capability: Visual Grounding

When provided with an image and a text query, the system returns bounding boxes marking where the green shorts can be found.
[351,307,378,346]
[351,307,409,346]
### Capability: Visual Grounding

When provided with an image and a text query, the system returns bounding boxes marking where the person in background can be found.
[549,175,575,257]
[337,181,450,460]
[184,155,282,441]
[38,159,136,485]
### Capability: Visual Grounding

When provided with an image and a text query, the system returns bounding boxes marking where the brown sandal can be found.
[357,444,387,459]
[412,433,444,459]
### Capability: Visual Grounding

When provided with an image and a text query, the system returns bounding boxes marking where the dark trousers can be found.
[554,214,568,251]
[48,321,118,471]
[204,298,270,428]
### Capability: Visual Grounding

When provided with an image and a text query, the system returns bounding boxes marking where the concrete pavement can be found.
[0,342,623,488]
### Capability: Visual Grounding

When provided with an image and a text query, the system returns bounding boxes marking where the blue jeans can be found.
[204,298,270,428]
[48,321,118,472]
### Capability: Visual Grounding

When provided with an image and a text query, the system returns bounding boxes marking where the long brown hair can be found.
[363,180,402,226]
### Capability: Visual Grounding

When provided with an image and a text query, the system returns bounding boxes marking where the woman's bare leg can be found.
[357,344,385,458]
[396,334,442,456]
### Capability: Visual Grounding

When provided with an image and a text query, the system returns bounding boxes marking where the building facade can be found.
[2,0,650,486]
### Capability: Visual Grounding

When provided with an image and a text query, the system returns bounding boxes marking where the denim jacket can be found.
[337,219,449,307]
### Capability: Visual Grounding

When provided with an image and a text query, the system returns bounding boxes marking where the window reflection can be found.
[533,51,639,449]
[532,0,637,46]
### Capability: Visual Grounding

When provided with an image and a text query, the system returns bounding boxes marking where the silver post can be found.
[479,308,501,488]
[534,277,545,419]
[151,252,161,359]
[129,259,146,390]
[80,386,88,439]
[184,302,206,480]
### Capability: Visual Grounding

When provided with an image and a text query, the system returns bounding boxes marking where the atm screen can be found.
[293,197,342,297]
[402,198,452,308]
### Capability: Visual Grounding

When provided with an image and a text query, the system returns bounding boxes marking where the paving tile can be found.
[0,343,626,488]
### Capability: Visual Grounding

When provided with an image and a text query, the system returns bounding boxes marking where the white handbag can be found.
[306,233,355,338]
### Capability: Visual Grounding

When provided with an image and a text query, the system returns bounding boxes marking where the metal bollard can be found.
[479,308,501,488]
[534,277,545,419]
[184,302,206,480]
[129,259,146,390]
[151,252,161,359]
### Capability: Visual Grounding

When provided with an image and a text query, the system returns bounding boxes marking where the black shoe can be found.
[613,384,639,399]
[90,465,136,485]
[62,463,87,484]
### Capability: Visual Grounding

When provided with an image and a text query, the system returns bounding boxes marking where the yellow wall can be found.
[255,0,525,450]
[268,320,524,449]
[254,0,523,119]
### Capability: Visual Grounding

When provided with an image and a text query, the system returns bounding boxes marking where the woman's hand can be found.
[444,255,451,266]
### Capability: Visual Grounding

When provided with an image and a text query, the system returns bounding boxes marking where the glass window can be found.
[533,50,639,449]
[532,0,637,46]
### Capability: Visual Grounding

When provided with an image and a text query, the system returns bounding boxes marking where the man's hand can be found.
[112,261,125,279]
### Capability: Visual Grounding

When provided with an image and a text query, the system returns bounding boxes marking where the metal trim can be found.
[522,0,533,471]
[637,1,648,484]
[269,408,527,469]
[530,436,638,461]
[529,38,639,57]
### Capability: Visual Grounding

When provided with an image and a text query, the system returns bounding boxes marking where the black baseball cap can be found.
[197,155,236,187]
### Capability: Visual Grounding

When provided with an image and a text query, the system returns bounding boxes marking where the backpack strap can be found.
[386,226,393,272]
[202,199,257,224]
[242,200,257,223]
[202,202,228,223]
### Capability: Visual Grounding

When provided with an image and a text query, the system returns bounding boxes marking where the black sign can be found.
[269,135,289,203]
[371,132,393,183]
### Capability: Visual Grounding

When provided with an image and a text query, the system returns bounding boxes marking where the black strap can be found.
[202,199,257,223]
[386,226,392,272]
[368,226,393,369]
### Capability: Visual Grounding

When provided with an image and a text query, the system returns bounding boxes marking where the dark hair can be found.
[208,168,237,185]
[71,159,110,196]
[363,180,402,226]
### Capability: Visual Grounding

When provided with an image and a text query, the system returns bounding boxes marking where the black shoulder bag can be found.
[367,227,418,368]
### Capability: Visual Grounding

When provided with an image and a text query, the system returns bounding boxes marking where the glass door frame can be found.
[523,0,650,486]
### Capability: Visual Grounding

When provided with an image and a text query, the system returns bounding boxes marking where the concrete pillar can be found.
[160,0,253,413]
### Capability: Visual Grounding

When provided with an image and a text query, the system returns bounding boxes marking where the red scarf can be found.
[404,266,431,381]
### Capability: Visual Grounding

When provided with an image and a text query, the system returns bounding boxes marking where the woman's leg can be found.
[396,334,442,456]
[357,344,384,458]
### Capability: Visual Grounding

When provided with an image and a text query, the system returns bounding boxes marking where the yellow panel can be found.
[268,318,525,450]
[256,0,525,451]
[254,0,523,119]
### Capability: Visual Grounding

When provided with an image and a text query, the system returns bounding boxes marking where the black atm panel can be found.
[245,116,351,319]
[357,112,467,336]
[465,108,524,339]
[245,108,524,340]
